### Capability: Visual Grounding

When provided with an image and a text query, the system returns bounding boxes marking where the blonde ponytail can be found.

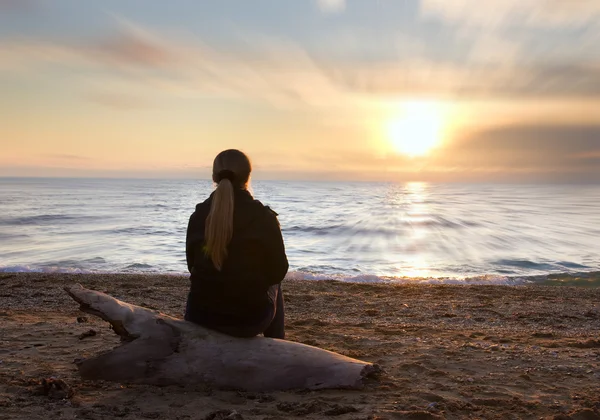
[205,178,235,270]
[204,149,252,270]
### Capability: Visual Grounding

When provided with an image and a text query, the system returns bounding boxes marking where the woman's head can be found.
[205,149,252,270]
[212,149,252,189]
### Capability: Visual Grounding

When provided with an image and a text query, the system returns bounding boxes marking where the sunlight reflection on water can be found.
[0,178,599,282]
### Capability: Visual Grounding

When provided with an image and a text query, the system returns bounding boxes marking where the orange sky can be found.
[1,1,599,182]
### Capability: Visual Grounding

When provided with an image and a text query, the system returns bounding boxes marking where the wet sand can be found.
[1,272,599,420]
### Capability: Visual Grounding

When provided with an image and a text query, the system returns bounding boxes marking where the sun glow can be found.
[387,100,446,157]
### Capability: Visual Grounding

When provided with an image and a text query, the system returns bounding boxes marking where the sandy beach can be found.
[1,273,599,420]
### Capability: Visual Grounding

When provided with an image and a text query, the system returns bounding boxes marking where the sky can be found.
[1,0,599,182]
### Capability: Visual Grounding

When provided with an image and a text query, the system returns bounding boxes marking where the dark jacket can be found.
[186,188,288,318]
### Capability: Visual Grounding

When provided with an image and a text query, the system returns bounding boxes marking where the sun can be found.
[386,100,446,157]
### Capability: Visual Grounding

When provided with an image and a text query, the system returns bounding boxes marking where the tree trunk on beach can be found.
[64,284,377,391]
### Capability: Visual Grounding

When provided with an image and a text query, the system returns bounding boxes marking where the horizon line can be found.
[1,175,600,185]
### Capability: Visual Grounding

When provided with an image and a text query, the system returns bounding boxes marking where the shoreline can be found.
[1,269,600,287]
[1,273,600,419]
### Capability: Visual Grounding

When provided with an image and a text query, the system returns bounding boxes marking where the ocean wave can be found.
[493,259,592,272]
[123,263,155,270]
[493,259,559,271]
[83,257,107,264]
[1,265,598,286]
[0,214,98,226]
[0,233,30,240]
[284,218,479,236]
[557,261,591,269]
[66,227,177,237]
[286,270,600,286]
[110,227,177,236]
[285,270,523,285]
[0,265,94,274]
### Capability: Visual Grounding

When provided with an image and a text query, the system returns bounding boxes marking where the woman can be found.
[185,149,288,339]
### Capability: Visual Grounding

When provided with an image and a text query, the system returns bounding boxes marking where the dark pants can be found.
[184,284,285,339]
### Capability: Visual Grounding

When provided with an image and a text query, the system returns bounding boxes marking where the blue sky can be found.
[3,1,597,62]
[1,0,599,181]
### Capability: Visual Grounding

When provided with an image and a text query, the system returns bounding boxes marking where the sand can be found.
[1,273,599,420]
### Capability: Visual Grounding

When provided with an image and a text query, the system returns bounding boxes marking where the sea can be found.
[1,177,599,286]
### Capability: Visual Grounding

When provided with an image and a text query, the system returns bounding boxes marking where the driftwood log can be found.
[65,284,377,391]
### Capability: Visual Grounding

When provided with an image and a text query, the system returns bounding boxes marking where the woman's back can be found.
[186,187,287,315]
[184,149,288,338]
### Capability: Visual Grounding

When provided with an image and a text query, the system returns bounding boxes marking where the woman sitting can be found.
[185,149,288,339]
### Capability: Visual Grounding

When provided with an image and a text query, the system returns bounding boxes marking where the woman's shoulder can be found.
[263,205,278,217]
[189,197,212,219]
[190,193,279,223]
[239,198,280,226]
[247,197,278,216]
[254,202,281,229]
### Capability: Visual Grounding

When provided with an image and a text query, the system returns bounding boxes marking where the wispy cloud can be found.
[571,150,600,160]
[420,0,600,29]
[95,21,174,67]
[86,91,149,109]
[326,61,600,99]
[437,124,600,170]
[1,18,599,108]
[41,154,93,161]
[0,22,346,107]
[419,0,600,70]
[315,0,346,14]
[0,0,38,12]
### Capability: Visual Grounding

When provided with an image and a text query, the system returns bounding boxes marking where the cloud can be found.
[326,60,600,99]
[1,19,599,108]
[571,150,600,160]
[7,124,600,182]
[420,0,600,29]
[419,0,600,70]
[42,154,92,161]
[436,124,600,174]
[466,34,521,64]
[86,91,149,109]
[0,20,174,71]
[316,0,346,14]
[0,0,38,12]
[258,123,600,182]
[94,23,173,67]
[0,24,346,107]
[0,165,204,179]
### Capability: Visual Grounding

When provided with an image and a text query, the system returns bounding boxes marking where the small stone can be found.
[78,329,97,340]
[323,404,358,416]
[532,332,554,338]
[202,410,243,420]
[39,377,74,399]
[568,408,600,420]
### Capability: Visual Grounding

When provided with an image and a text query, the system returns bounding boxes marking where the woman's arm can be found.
[186,212,201,273]
[262,208,289,286]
